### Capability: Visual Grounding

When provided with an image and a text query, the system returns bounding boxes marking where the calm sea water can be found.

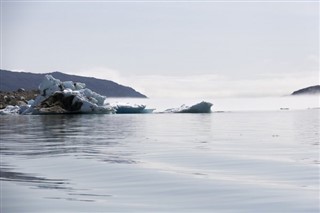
[0,97,319,213]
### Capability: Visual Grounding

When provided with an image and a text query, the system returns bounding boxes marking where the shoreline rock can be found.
[0,90,39,109]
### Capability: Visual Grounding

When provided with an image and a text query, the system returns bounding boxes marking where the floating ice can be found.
[21,75,114,115]
[109,102,154,114]
[0,105,21,115]
[164,101,213,113]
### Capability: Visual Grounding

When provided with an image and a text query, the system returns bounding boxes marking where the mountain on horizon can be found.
[0,70,147,98]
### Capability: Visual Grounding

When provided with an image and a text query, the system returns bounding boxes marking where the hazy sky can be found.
[1,0,319,98]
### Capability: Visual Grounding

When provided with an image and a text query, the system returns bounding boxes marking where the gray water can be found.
[0,110,319,212]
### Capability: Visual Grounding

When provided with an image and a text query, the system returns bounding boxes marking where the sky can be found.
[1,0,319,98]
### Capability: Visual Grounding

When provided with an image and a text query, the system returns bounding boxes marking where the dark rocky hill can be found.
[291,85,320,95]
[0,70,147,98]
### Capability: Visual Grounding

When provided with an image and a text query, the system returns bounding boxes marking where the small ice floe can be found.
[164,101,213,113]
[109,103,154,114]
[0,105,21,115]
[0,101,32,115]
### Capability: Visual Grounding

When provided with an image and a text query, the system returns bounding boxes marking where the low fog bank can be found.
[108,95,319,112]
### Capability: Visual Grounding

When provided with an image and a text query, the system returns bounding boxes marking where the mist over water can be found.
[107,95,319,112]
[0,96,319,213]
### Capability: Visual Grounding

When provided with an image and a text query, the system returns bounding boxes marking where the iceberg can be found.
[164,101,213,113]
[20,75,114,115]
[109,103,155,114]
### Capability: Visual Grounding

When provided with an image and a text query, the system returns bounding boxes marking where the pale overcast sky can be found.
[1,1,319,98]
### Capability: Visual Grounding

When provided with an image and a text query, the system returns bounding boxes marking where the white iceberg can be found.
[108,102,154,114]
[164,101,213,113]
[0,105,21,115]
[21,75,115,115]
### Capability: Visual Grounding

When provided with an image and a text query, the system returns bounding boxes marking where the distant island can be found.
[291,85,320,95]
[0,69,146,98]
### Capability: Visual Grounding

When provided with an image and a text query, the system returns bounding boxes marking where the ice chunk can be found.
[164,101,212,113]
[81,88,106,106]
[107,102,154,114]
[27,99,35,105]
[0,105,21,115]
[62,81,75,90]
[38,75,62,97]
[74,82,86,90]
[113,103,147,114]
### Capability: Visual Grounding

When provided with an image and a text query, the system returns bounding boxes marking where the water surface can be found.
[0,109,319,212]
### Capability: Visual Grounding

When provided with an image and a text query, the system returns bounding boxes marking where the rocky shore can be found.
[0,89,39,109]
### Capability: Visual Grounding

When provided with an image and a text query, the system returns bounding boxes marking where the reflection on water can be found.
[0,115,139,163]
[0,114,140,208]
[1,166,111,203]
[0,110,319,213]
[1,167,70,190]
